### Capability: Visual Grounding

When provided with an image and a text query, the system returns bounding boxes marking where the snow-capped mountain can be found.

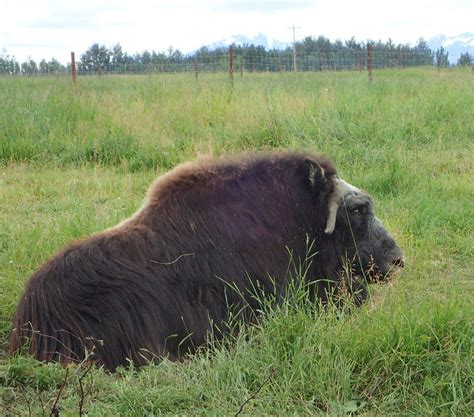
[427,33,474,63]
[206,33,289,51]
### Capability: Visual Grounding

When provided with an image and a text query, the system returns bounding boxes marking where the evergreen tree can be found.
[0,55,20,74]
[28,58,64,75]
[111,44,125,68]
[435,47,449,68]
[80,44,111,74]
[457,52,472,66]
[21,58,38,75]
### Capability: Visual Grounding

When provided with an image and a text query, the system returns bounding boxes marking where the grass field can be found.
[0,68,473,415]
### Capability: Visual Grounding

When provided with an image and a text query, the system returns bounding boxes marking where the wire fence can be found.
[0,46,444,78]
[89,51,434,74]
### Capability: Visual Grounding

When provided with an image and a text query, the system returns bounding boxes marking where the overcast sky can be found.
[1,0,472,63]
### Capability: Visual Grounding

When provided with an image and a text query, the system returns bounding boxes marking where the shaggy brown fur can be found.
[10,151,367,370]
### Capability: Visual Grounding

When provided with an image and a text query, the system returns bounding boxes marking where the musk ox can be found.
[10,151,404,370]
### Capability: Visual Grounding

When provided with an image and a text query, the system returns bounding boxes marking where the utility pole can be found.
[288,25,301,72]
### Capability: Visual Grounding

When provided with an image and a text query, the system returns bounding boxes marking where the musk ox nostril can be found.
[393,258,405,268]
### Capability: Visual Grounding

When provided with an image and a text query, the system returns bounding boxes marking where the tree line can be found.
[1,36,472,76]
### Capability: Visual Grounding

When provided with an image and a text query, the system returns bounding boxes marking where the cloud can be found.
[214,0,313,13]
[1,0,473,64]
[27,16,97,30]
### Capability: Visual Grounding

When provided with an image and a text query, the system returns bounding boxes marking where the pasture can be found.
[0,69,473,415]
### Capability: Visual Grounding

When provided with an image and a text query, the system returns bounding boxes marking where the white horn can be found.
[324,177,359,234]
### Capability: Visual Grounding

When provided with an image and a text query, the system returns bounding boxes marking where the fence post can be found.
[71,52,77,82]
[194,59,199,80]
[229,45,234,85]
[240,56,243,77]
[367,42,373,82]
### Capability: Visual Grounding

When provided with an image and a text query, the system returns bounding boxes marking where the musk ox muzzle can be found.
[10,151,404,370]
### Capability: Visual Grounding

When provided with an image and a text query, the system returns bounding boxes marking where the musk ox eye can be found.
[350,208,364,216]
[351,204,369,215]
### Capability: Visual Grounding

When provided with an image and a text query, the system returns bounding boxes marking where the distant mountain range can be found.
[204,32,474,64]
[427,32,474,63]
[205,33,289,51]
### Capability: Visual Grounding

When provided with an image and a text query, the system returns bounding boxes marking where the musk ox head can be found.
[325,176,404,283]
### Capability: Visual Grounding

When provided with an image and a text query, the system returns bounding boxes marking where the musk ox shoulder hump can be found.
[108,150,337,233]
[147,151,336,200]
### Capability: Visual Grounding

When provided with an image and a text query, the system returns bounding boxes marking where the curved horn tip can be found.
[324,225,335,234]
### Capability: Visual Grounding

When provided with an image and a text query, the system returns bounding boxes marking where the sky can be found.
[1,0,472,63]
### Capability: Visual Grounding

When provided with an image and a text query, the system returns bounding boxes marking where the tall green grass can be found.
[1,279,471,415]
[0,68,473,415]
[1,69,472,170]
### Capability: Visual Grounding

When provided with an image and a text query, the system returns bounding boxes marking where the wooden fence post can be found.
[367,42,373,82]
[229,45,234,89]
[229,46,234,80]
[71,52,77,83]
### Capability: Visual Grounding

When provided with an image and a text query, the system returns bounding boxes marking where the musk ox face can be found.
[331,187,404,283]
